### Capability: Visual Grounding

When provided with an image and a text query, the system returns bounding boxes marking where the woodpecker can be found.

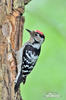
[14,29,45,92]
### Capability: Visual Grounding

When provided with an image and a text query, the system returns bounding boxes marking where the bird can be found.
[14,29,45,92]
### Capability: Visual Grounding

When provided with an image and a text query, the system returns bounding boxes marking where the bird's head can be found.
[26,29,45,44]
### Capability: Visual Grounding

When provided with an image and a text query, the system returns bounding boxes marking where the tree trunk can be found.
[0,0,31,100]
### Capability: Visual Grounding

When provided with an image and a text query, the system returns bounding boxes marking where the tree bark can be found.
[0,0,31,100]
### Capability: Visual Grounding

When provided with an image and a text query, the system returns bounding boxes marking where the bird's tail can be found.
[14,74,23,93]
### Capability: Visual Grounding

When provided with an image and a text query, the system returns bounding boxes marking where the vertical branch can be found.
[0,0,31,100]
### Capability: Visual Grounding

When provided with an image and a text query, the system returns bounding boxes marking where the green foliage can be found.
[21,0,66,100]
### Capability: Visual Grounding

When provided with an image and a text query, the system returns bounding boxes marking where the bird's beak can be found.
[26,29,33,36]
[26,29,31,33]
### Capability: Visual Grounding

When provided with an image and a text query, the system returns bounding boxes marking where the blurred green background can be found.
[20,0,66,100]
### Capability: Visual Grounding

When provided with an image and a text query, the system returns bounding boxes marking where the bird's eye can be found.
[35,33,37,36]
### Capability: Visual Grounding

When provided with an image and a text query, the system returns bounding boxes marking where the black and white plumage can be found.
[14,29,45,92]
